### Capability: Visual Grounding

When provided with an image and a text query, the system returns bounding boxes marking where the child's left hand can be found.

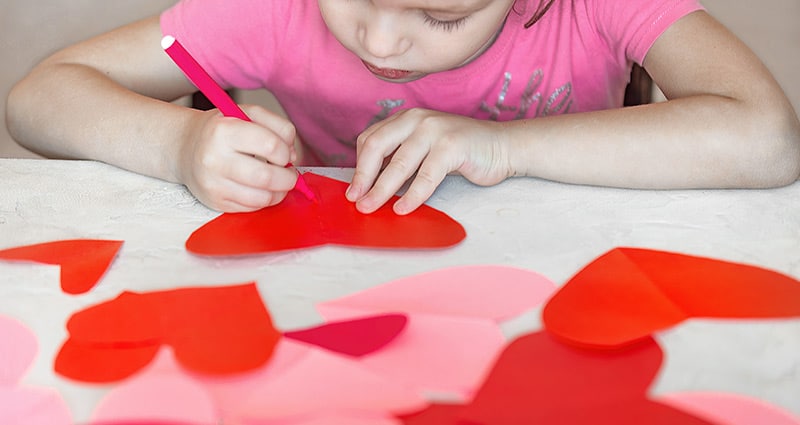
[346,108,514,215]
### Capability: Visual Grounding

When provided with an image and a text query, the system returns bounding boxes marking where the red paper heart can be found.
[56,342,159,383]
[55,283,280,382]
[284,314,408,357]
[0,239,123,294]
[542,247,800,348]
[400,331,715,425]
[185,173,466,255]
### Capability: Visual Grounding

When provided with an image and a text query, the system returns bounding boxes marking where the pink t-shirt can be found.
[161,0,703,166]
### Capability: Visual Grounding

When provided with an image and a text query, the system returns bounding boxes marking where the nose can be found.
[358,13,411,59]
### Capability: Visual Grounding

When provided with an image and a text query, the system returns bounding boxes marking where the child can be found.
[7,0,800,214]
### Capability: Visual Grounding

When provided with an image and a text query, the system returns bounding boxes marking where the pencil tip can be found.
[294,174,318,203]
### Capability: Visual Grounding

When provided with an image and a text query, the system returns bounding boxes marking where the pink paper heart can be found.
[317,265,556,321]
[0,316,38,384]
[657,392,800,425]
[91,350,217,425]
[229,341,428,421]
[241,412,403,425]
[96,339,427,424]
[315,265,558,399]
[0,388,73,425]
[0,315,71,425]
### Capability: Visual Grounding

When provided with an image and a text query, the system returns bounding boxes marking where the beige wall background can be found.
[2,0,799,158]
[1,0,178,158]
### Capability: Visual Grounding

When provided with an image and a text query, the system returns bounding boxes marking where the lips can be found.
[363,61,413,80]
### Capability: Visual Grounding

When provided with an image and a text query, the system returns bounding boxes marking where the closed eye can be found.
[422,14,468,32]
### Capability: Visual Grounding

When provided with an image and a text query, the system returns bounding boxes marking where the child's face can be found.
[318,0,517,82]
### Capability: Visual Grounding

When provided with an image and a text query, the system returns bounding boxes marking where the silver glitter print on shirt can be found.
[481,70,573,120]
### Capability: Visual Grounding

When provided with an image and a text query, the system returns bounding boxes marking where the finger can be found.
[223,154,299,192]
[198,178,289,213]
[223,119,293,167]
[220,187,289,212]
[357,109,409,147]
[348,138,399,202]
[392,149,451,215]
[248,107,300,164]
[355,136,430,214]
[220,176,290,211]
[241,104,297,147]
[348,114,416,202]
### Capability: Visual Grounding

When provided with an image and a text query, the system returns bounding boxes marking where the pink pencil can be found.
[161,35,316,202]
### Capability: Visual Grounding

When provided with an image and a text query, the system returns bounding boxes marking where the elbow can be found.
[786,121,800,183]
[749,105,800,187]
[6,83,20,141]
[6,71,55,157]
[5,78,34,150]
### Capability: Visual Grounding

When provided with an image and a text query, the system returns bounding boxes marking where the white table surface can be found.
[1,158,799,422]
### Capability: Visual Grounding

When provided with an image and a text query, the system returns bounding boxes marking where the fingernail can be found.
[345,185,358,202]
[393,200,410,215]
[356,198,377,214]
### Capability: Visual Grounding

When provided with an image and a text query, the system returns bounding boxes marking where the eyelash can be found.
[422,14,468,32]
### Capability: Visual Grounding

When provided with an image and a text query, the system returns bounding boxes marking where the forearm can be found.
[7,62,196,183]
[503,95,800,189]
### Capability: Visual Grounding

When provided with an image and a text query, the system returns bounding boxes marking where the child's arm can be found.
[348,11,800,215]
[6,16,299,212]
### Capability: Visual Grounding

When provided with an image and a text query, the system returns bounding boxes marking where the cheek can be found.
[418,34,492,68]
[318,4,356,47]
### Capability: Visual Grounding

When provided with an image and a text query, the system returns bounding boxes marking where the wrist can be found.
[170,108,206,185]
[497,120,534,179]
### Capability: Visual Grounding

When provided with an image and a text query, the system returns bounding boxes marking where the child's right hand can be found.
[178,104,300,212]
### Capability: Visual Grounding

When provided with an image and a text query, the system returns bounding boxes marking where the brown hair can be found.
[524,0,556,28]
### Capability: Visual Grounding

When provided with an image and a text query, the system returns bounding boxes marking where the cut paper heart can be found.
[0,315,72,425]
[322,313,506,399]
[317,265,557,322]
[0,388,73,425]
[284,314,408,357]
[91,350,218,425]
[399,331,715,425]
[657,392,800,425]
[0,315,38,384]
[0,239,123,294]
[543,247,800,348]
[316,265,557,399]
[56,282,281,382]
[227,340,428,422]
[90,422,204,425]
[56,341,159,383]
[92,340,426,425]
[185,172,465,256]
[242,413,403,425]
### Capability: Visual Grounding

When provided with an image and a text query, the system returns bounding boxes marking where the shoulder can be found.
[573,0,705,63]
[160,0,324,41]
[160,0,317,89]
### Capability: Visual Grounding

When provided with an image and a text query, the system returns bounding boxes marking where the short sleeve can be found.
[160,0,285,89]
[592,0,705,65]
